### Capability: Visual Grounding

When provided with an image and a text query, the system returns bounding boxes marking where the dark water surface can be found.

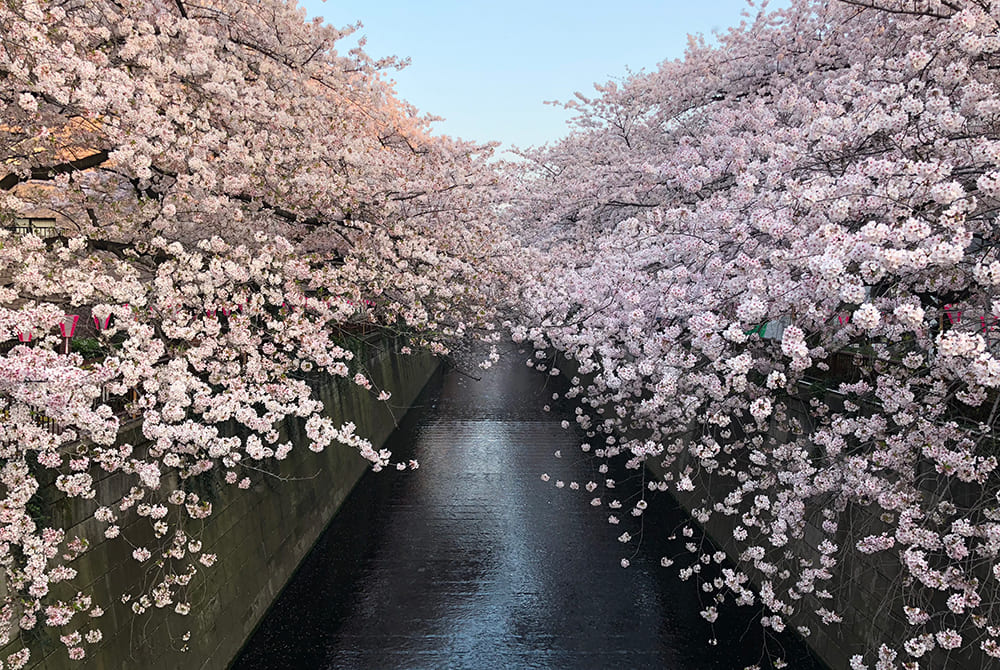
[232,353,825,670]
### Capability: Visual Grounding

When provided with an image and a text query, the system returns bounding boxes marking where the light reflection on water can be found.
[233,354,825,670]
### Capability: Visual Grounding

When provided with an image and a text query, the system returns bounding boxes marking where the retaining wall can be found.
[7,341,439,670]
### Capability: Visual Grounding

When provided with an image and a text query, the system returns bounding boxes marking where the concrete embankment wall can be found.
[10,341,439,670]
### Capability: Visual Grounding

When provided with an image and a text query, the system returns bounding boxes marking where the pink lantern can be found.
[16,331,32,343]
[59,314,79,338]
[60,314,79,354]
[93,314,113,331]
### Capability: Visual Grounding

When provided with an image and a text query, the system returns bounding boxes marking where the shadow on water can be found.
[232,353,826,670]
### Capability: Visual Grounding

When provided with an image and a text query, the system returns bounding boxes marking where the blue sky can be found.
[299,1,788,150]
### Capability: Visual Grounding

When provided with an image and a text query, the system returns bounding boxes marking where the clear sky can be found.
[298,1,788,150]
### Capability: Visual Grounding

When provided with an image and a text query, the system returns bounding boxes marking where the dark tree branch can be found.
[0,151,110,191]
[835,0,955,19]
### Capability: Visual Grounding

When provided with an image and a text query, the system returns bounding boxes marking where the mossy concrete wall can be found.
[11,342,439,670]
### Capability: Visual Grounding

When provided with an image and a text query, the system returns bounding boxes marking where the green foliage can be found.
[71,337,104,359]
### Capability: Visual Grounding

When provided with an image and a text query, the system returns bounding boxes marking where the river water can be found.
[232,351,824,669]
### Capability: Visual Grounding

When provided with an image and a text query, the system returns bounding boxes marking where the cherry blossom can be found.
[510,0,1000,666]
[0,0,509,663]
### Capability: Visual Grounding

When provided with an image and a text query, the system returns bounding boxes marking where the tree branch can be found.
[835,0,955,19]
[0,151,110,191]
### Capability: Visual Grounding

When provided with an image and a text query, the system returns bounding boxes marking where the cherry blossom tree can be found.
[12,0,1000,667]
[0,0,510,664]
[510,0,1000,666]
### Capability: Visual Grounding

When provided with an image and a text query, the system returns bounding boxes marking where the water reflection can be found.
[233,353,825,669]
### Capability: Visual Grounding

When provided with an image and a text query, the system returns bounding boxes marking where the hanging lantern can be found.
[59,314,79,338]
[93,313,113,331]
[16,331,32,343]
[60,315,79,354]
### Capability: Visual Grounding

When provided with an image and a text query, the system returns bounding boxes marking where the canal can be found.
[232,350,824,669]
